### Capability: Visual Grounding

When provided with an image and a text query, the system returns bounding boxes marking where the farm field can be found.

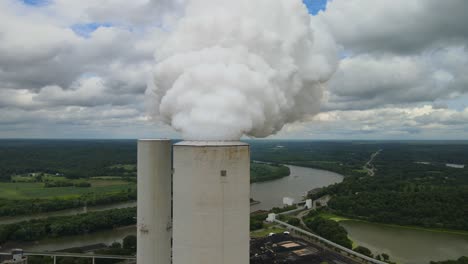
[0,179,135,200]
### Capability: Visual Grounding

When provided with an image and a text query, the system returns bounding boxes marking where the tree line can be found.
[303,211,352,249]
[250,162,290,183]
[0,189,136,217]
[0,207,136,243]
[430,256,468,264]
[0,140,137,181]
[44,181,91,188]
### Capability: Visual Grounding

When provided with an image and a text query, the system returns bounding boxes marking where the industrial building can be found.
[137,140,172,264]
[137,140,250,264]
[250,233,357,264]
[0,250,27,264]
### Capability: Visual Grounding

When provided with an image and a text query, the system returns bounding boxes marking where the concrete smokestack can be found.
[172,141,250,264]
[137,139,172,264]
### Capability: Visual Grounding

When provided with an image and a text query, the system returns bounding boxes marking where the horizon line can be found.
[1,138,468,142]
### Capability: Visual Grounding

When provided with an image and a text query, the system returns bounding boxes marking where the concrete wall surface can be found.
[173,141,250,264]
[137,139,172,264]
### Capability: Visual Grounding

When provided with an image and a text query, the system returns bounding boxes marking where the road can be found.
[296,208,312,229]
[274,219,387,264]
[363,149,382,176]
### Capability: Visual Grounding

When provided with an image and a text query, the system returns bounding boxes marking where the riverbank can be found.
[317,211,468,264]
[320,212,468,237]
[0,207,136,244]
[250,162,291,183]
[0,226,136,252]
[250,165,344,211]
[340,219,468,264]
[0,201,137,225]
[0,164,343,252]
[278,161,350,178]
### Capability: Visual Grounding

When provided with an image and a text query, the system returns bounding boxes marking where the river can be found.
[341,220,468,264]
[1,165,343,252]
[250,164,344,211]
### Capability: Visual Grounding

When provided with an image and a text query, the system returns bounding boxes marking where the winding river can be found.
[1,165,468,263]
[1,165,343,252]
[250,164,344,211]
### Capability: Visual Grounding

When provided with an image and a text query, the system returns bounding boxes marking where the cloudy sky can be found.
[1,0,468,140]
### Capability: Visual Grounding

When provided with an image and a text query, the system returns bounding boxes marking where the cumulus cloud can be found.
[0,0,164,138]
[1,0,468,139]
[47,0,185,27]
[325,46,468,110]
[34,77,144,107]
[317,0,468,117]
[319,0,468,54]
[0,0,158,91]
[0,89,37,109]
[276,105,468,139]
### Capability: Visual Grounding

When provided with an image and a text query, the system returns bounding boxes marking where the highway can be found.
[363,149,382,176]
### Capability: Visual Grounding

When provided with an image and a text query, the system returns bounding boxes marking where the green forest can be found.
[0,207,136,243]
[0,139,467,244]
[307,142,468,231]
[0,140,289,218]
[0,190,136,217]
[304,214,352,249]
[249,140,468,231]
[430,256,468,264]
[0,139,289,183]
[250,162,290,182]
[0,140,137,181]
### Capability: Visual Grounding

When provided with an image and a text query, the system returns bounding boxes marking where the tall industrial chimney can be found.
[137,139,172,264]
[172,141,250,264]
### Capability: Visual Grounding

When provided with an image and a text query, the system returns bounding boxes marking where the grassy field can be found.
[91,176,127,180]
[318,212,353,222]
[250,226,287,238]
[12,173,65,182]
[0,179,135,199]
[109,164,136,170]
[352,169,368,174]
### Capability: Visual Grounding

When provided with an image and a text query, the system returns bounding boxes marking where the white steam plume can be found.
[147,0,338,140]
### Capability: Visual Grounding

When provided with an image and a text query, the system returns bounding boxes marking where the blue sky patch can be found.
[71,23,113,38]
[21,0,48,6]
[303,0,328,15]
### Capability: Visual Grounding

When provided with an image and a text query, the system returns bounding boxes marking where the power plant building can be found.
[137,140,250,264]
[173,141,250,264]
[137,140,172,264]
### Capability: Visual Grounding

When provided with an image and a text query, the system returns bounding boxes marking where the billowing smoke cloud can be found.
[147,0,338,140]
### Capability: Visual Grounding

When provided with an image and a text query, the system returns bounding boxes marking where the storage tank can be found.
[137,139,172,264]
[172,141,250,264]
